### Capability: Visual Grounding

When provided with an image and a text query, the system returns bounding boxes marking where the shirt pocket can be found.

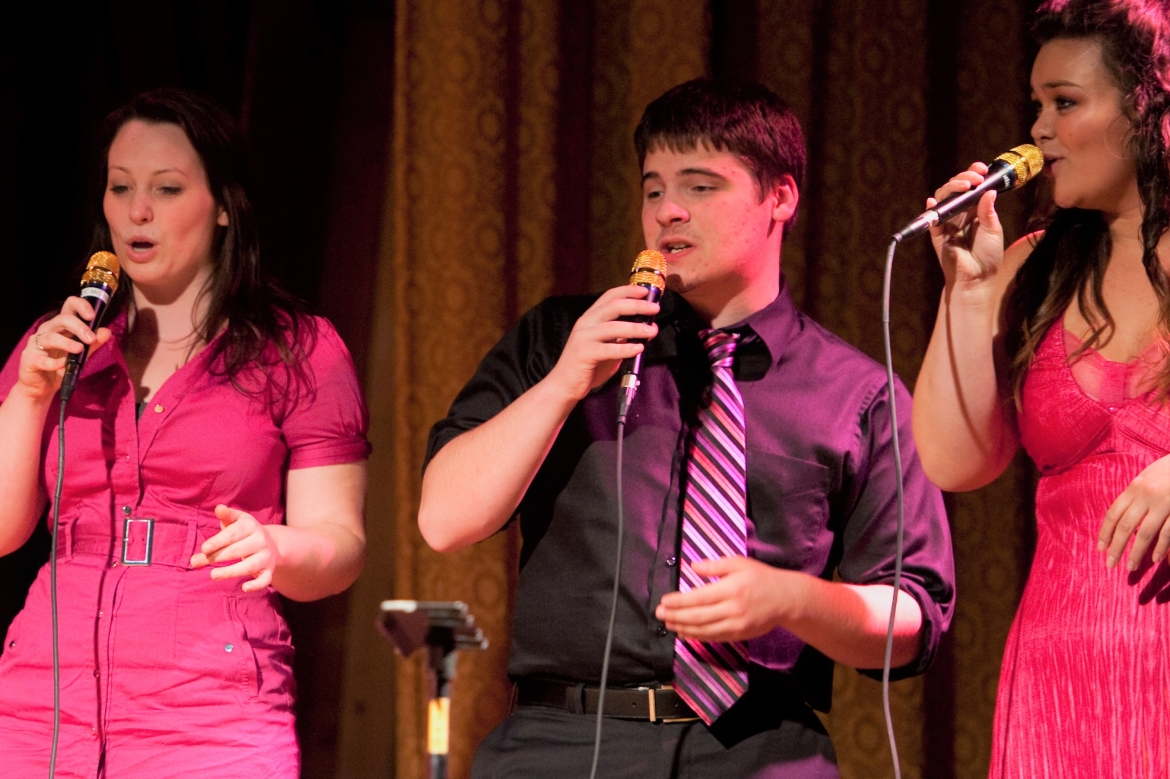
[0,577,90,691]
[746,449,832,572]
[0,608,25,668]
[172,592,262,703]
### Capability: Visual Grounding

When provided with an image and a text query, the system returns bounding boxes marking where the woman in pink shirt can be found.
[0,89,370,777]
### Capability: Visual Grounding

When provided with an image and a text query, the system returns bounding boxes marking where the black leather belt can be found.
[514,677,701,723]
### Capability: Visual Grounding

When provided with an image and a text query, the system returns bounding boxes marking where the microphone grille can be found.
[82,251,121,292]
[629,249,667,292]
[995,144,1045,186]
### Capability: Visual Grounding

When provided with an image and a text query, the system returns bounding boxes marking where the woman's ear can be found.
[217,208,229,227]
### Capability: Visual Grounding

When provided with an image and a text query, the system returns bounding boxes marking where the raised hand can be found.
[17,297,112,401]
[928,161,1007,286]
[543,284,659,403]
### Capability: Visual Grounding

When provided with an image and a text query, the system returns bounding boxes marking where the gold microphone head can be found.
[81,251,121,292]
[629,249,667,293]
[995,144,1045,187]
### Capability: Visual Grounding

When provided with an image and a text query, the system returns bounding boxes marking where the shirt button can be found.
[7,640,13,649]
[657,627,669,637]
[225,644,234,653]
[665,557,678,567]
[93,669,100,678]
[122,506,132,516]
[153,404,164,414]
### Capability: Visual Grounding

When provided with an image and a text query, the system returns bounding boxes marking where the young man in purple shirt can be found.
[419,78,954,778]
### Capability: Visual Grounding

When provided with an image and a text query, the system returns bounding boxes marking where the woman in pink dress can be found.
[913,1,1170,776]
[0,89,370,777]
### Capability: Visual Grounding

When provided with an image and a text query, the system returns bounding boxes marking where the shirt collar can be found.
[81,307,130,377]
[717,278,799,367]
[652,277,799,370]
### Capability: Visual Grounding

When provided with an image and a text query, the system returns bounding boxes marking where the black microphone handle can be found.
[931,158,1015,222]
[894,158,1017,242]
[617,284,663,372]
[618,351,644,383]
[60,283,115,401]
[615,283,663,423]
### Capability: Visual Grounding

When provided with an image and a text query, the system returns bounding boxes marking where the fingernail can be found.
[1127,559,1137,572]
[1106,555,1116,568]
[1098,541,1106,551]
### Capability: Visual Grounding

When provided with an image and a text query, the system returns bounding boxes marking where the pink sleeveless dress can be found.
[991,322,1170,778]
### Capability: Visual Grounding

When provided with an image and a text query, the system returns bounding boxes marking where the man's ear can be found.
[768,174,799,224]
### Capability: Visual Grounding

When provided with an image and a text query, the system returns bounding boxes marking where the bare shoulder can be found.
[992,230,1043,299]
[1002,230,1044,278]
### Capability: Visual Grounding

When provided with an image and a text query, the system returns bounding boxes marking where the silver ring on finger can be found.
[34,332,45,351]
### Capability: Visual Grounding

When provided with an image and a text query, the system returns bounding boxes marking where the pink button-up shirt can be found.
[0,311,369,778]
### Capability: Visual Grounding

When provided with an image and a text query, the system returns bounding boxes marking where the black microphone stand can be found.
[378,600,488,779]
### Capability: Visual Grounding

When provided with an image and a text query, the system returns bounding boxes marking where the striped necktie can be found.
[673,329,750,725]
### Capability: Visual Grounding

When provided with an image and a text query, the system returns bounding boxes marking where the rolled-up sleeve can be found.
[283,319,372,470]
[838,377,955,680]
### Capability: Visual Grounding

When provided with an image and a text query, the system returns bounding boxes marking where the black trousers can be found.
[471,698,839,779]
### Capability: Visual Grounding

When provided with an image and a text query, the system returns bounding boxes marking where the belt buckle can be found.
[121,517,155,566]
[655,685,701,724]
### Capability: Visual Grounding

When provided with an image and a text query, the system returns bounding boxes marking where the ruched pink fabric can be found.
[992,322,1170,778]
[0,311,370,778]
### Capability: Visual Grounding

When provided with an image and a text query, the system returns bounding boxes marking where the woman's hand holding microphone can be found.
[17,297,112,403]
[928,161,1009,290]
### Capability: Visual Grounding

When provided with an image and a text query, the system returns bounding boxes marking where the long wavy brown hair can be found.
[1005,0,1170,400]
[88,88,312,394]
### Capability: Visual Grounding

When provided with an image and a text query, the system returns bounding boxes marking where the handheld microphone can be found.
[616,249,667,424]
[894,144,1045,242]
[60,251,121,402]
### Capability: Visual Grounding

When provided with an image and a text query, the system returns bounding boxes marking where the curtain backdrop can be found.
[333,1,1041,777]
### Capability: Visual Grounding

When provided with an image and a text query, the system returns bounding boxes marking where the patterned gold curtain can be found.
[332,2,1039,777]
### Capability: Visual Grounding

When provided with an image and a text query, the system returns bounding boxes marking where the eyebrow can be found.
[1037,80,1081,90]
[107,166,187,176]
[640,167,729,184]
[678,167,728,179]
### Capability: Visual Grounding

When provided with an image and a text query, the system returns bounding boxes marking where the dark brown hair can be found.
[90,87,312,391]
[634,78,806,236]
[1005,0,1170,399]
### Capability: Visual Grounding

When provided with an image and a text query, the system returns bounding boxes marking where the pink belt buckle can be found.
[121,517,155,566]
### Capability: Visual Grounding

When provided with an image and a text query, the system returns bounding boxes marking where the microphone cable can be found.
[879,236,907,779]
[877,145,1042,778]
[48,399,66,779]
[590,250,667,776]
[44,252,120,779]
[588,417,627,779]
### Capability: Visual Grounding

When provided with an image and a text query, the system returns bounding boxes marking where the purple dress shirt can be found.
[425,282,953,715]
